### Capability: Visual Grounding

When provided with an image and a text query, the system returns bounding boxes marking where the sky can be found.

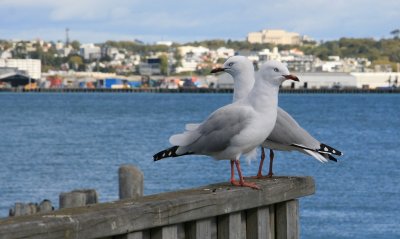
[0,0,399,44]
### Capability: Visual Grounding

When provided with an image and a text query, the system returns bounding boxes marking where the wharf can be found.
[0,176,314,239]
[1,87,400,93]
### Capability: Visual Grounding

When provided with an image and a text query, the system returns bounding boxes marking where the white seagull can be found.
[211,56,343,178]
[153,60,299,189]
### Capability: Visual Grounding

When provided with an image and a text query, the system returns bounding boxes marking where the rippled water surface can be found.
[0,92,399,238]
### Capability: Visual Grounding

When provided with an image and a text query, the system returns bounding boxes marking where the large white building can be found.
[247,29,302,45]
[351,72,400,89]
[0,59,41,79]
[80,44,101,60]
[217,71,400,89]
[281,72,357,89]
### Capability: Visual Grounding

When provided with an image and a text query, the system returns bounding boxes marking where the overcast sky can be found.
[0,0,399,44]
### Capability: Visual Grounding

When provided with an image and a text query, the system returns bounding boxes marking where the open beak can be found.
[211,67,226,74]
[283,74,300,82]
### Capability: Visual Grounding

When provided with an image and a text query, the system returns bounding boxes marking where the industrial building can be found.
[0,59,41,79]
[247,29,302,45]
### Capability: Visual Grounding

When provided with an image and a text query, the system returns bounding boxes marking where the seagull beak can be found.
[283,74,300,82]
[211,67,226,74]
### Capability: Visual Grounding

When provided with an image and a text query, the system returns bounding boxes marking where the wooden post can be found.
[186,217,217,239]
[115,231,150,239]
[119,164,144,200]
[9,200,52,217]
[59,191,87,209]
[72,189,99,204]
[246,206,273,239]
[59,189,98,209]
[218,211,246,239]
[269,205,276,238]
[275,199,299,239]
[10,203,38,216]
[39,199,53,213]
[151,224,185,239]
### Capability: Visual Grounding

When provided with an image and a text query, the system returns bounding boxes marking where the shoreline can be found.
[1,87,400,94]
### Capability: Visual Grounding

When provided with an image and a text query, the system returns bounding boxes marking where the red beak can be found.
[283,74,300,82]
[211,67,226,74]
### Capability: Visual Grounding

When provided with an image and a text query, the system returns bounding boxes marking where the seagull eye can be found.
[273,68,279,72]
[228,62,234,67]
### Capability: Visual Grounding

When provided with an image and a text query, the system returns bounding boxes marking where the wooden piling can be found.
[9,202,38,217]
[39,199,53,213]
[118,164,144,200]
[59,191,87,209]
[59,189,99,209]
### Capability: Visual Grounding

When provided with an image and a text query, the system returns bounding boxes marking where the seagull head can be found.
[257,60,299,86]
[211,56,254,77]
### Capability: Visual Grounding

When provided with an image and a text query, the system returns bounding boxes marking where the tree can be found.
[159,54,169,76]
[70,40,81,50]
[173,51,183,68]
[390,29,400,39]
[68,55,84,71]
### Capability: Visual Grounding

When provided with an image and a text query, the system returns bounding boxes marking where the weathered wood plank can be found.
[246,206,272,239]
[151,224,184,239]
[218,211,246,239]
[269,205,275,239]
[275,199,299,239]
[0,177,313,239]
[185,217,217,239]
[115,230,150,239]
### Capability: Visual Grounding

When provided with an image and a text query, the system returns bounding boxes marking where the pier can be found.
[0,176,314,239]
[1,87,400,93]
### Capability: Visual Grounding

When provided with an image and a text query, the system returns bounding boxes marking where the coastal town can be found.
[1,29,400,91]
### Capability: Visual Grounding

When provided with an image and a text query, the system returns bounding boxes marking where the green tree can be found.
[173,51,183,68]
[70,40,81,50]
[68,55,84,71]
[391,29,400,39]
[159,54,169,75]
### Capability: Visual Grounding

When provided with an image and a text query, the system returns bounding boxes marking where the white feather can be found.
[169,130,201,147]
[243,148,258,164]
[185,123,200,131]
[303,149,329,163]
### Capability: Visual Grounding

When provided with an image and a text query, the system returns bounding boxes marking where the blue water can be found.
[0,93,399,238]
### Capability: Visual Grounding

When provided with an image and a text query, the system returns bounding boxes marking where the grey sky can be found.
[0,0,399,43]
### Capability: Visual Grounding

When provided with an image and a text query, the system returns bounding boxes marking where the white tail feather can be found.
[169,130,201,147]
[185,123,200,131]
[303,149,329,163]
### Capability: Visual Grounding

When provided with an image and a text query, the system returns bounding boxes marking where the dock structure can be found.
[0,176,314,239]
[2,87,400,93]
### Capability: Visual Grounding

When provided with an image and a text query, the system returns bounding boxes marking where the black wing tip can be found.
[153,146,180,162]
[153,155,161,161]
[320,143,343,156]
[328,154,338,162]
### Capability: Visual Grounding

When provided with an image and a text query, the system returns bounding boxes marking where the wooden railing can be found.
[0,176,314,239]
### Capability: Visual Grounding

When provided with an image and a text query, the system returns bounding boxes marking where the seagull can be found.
[211,56,343,178]
[153,60,299,189]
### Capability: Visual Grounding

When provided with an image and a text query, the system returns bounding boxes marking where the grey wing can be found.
[184,105,253,154]
[266,107,320,149]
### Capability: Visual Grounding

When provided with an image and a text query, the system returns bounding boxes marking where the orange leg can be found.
[230,160,237,184]
[231,160,260,189]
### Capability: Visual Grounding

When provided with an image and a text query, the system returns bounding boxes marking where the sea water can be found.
[0,93,399,238]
